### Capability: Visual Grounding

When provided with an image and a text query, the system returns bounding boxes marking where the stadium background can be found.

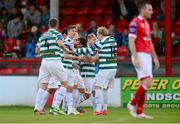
[0,0,179,123]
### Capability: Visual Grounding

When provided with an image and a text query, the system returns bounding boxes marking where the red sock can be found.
[130,84,146,106]
[137,94,146,114]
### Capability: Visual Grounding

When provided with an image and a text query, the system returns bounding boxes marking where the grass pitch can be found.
[0,106,180,123]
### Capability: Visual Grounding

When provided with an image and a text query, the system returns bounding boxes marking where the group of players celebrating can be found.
[34,1,160,119]
[34,18,117,116]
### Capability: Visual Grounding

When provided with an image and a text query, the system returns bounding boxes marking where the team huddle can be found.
[34,2,160,119]
[34,18,117,116]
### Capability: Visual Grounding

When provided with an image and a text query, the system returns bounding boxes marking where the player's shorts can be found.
[73,69,85,89]
[82,77,95,93]
[131,52,153,80]
[94,69,117,89]
[38,59,68,84]
[47,78,60,89]
[65,68,76,87]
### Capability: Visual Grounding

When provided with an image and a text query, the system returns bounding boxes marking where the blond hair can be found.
[87,33,96,41]
[97,27,109,36]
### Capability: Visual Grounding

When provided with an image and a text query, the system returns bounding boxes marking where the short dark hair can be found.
[79,37,87,47]
[67,25,76,32]
[14,13,20,19]
[138,2,149,12]
[62,28,67,35]
[49,18,58,28]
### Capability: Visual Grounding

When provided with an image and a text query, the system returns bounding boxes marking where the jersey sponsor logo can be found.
[129,27,136,34]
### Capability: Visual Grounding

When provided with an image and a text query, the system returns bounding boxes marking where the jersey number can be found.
[111,46,116,57]
[44,39,49,49]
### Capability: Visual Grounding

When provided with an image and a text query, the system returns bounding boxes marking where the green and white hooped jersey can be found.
[80,62,96,78]
[75,46,98,78]
[99,36,117,70]
[37,29,62,59]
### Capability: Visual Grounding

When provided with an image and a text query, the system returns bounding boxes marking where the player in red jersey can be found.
[127,2,160,119]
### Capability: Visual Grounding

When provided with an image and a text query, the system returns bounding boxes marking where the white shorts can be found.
[48,78,60,89]
[66,68,76,87]
[131,52,153,80]
[83,77,95,93]
[38,59,68,84]
[94,69,117,89]
[73,69,85,89]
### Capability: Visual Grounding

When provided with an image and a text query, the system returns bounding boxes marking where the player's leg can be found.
[49,60,68,115]
[75,75,88,114]
[128,78,149,118]
[40,78,59,112]
[94,86,103,115]
[136,54,153,119]
[92,90,96,110]
[34,60,50,115]
[92,77,97,111]
[65,69,76,115]
[83,77,95,110]
[34,83,48,115]
[102,88,108,115]
[136,77,153,119]
[72,84,81,115]
[102,70,116,115]
[51,81,67,115]
[66,85,74,115]
[128,53,153,119]
[72,70,82,114]
[93,70,105,115]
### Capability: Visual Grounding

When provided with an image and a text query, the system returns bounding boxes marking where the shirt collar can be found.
[138,15,147,22]
[66,36,73,42]
[49,28,58,33]
[101,36,109,42]
[138,15,143,20]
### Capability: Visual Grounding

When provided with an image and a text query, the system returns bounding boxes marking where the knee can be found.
[143,78,153,89]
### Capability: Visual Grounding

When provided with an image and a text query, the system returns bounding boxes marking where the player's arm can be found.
[128,21,140,68]
[57,40,70,54]
[129,37,137,58]
[62,39,81,60]
[150,41,160,69]
[75,47,94,55]
[56,33,71,54]
[85,52,99,63]
[64,53,80,60]
[35,47,40,54]
[35,38,41,55]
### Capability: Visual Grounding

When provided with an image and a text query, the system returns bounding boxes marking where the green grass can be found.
[0,106,180,123]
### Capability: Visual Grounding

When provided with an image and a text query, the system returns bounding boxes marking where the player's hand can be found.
[64,49,71,54]
[132,55,140,68]
[153,57,160,70]
[77,56,83,61]
[80,57,88,62]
